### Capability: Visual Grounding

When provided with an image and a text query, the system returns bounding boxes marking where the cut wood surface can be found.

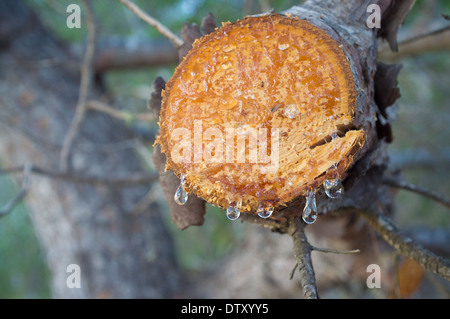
[157,14,366,213]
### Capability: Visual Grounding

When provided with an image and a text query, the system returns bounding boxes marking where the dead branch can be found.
[0,164,158,186]
[87,100,157,122]
[310,246,361,255]
[389,148,450,170]
[130,185,158,215]
[359,205,450,281]
[289,218,319,299]
[93,39,178,73]
[60,0,96,172]
[379,24,450,61]
[117,0,183,49]
[383,176,450,209]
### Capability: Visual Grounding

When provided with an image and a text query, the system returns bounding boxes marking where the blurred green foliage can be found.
[1,0,448,298]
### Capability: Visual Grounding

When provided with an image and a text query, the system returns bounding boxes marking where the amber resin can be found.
[157,14,365,213]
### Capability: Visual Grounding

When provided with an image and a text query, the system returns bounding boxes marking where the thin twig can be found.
[359,205,450,281]
[310,246,360,254]
[0,163,32,218]
[378,24,450,61]
[60,0,96,172]
[0,165,158,187]
[289,218,319,299]
[117,0,183,49]
[130,185,159,215]
[394,24,450,47]
[383,177,450,209]
[87,100,157,122]
[389,147,450,170]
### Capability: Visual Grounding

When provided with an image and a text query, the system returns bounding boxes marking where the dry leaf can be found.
[397,257,424,298]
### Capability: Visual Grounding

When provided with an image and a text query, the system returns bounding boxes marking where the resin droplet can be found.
[284,104,300,119]
[278,43,290,50]
[174,175,188,205]
[226,201,241,220]
[257,202,274,219]
[331,132,338,140]
[302,189,317,224]
[221,61,232,70]
[324,178,343,199]
[223,44,235,52]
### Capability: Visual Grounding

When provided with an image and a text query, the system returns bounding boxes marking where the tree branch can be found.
[60,0,96,172]
[389,148,450,170]
[93,39,178,74]
[0,165,158,187]
[117,0,183,49]
[359,206,450,281]
[87,100,157,123]
[383,176,450,209]
[310,246,361,254]
[289,217,319,299]
[378,25,450,61]
[130,185,158,215]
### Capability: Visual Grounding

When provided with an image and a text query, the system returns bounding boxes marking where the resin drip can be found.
[174,175,189,205]
[302,189,318,224]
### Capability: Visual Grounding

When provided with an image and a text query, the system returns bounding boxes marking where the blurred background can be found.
[0,0,449,298]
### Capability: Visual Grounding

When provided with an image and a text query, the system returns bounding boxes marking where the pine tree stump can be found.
[156,13,378,222]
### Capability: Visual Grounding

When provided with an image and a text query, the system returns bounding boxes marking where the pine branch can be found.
[289,217,319,299]
[311,246,360,254]
[383,176,450,209]
[378,24,450,61]
[0,165,158,186]
[359,205,450,281]
[87,100,157,123]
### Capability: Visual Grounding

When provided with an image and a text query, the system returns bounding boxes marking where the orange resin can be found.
[158,14,365,212]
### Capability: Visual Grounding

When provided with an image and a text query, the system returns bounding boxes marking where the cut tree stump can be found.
[153,0,413,230]
[156,13,376,219]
